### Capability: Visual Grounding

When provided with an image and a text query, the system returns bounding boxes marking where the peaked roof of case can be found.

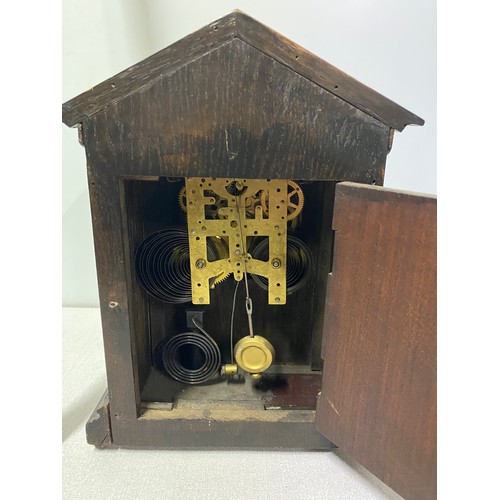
[62,10,424,132]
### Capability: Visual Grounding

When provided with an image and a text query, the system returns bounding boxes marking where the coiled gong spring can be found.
[251,236,314,294]
[161,330,221,384]
[135,228,217,303]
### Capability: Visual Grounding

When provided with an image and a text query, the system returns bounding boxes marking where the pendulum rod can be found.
[236,195,255,338]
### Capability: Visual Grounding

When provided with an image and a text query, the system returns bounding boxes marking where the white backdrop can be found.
[62,0,436,306]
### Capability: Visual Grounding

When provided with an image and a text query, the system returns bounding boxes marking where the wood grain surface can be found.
[62,11,423,131]
[82,37,391,184]
[316,182,436,500]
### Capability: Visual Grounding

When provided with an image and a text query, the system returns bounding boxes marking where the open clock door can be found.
[316,182,436,500]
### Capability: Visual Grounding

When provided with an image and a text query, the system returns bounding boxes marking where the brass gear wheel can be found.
[211,271,232,287]
[289,213,301,231]
[244,193,263,218]
[178,186,187,212]
[260,180,304,221]
[207,237,231,287]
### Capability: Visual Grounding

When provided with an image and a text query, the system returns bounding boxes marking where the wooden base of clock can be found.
[87,371,333,450]
[86,391,112,449]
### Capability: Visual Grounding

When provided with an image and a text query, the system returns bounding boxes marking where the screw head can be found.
[272,259,281,268]
[196,259,206,269]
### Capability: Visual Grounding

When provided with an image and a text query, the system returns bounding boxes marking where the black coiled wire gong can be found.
[135,228,217,303]
[161,331,221,384]
[251,236,314,294]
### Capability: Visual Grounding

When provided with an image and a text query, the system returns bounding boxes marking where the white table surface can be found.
[63,307,401,500]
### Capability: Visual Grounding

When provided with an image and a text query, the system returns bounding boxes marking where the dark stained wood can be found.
[86,373,332,450]
[316,182,436,500]
[86,161,141,426]
[260,374,323,410]
[308,181,336,369]
[62,15,238,127]
[120,179,151,395]
[63,11,422,131]
[108,412,333,450]
[233,11,424,131]
[83,39,390,184]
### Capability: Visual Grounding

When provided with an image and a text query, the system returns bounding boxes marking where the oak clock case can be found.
[62,11,436,500]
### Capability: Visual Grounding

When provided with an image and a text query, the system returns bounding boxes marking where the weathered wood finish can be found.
[62,15,238,127]
[120,180,151,395]
[233,12,423,131]
[316,182,436,500]
[83,38,391,184]
[62,11,423,131]
[98,405,333,450]
[86,391,112,448]
[86,166,141,427]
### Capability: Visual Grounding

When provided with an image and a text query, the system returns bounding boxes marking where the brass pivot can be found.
[221,364,238,375]
[234,335,275,378]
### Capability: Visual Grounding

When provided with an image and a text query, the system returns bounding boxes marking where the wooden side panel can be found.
[316,182,436,500]
[120,179,151,394]
[86,162,141,429]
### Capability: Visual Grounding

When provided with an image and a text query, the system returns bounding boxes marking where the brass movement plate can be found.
[185,177,288,305]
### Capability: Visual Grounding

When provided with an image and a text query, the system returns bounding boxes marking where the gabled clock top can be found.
[62,10,423,131]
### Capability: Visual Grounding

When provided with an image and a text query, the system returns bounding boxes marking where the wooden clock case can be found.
[62,11,436,500]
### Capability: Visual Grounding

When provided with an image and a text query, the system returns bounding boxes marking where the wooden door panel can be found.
[316,182,436,500]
